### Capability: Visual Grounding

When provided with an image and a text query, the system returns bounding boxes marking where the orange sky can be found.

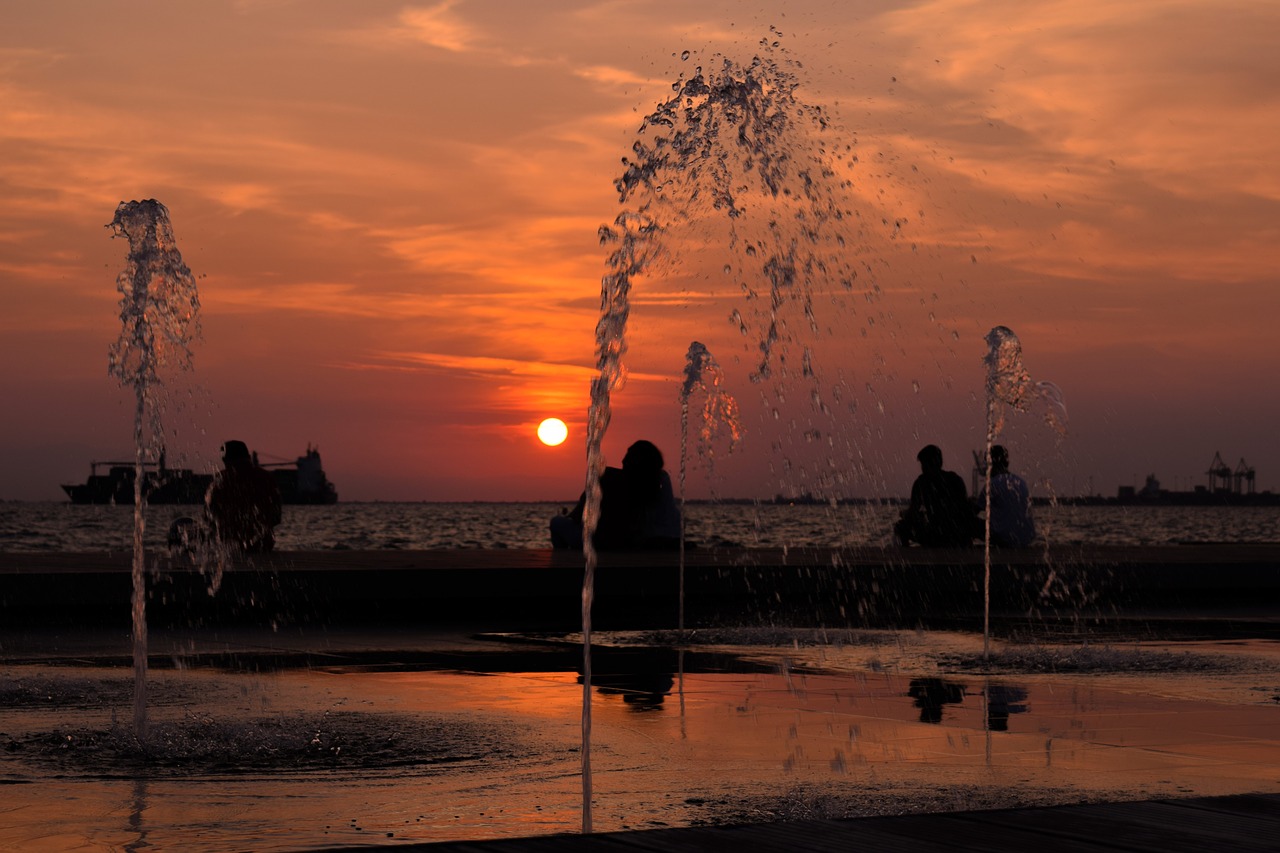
[2,1,1278,502]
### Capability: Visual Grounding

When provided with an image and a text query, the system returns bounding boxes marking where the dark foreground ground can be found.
[1,546,1277,850]
[321,792,1280,852]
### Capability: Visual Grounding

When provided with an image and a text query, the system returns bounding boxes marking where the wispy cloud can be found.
[357,349,665,381]
[366,350,595,378]
[573,64,651,88]
[396,2,479,53]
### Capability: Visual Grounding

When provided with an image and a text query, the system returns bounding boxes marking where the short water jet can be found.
[679,341,742,629]
[982,325,1067,659]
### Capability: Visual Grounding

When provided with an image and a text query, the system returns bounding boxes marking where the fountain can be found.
[3,34,1276,853]
[107,199,201,738]
[981,326,1067,657]
[679,341,742,627]
[579,37,878,829]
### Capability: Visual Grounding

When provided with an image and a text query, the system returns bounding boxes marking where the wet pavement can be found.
[1,625,1277,851]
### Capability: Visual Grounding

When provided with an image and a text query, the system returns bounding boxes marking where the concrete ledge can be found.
[1,546,1277,632]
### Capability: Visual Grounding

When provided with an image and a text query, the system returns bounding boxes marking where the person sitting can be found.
[979,444,1036,547]
[894,444,978,547]
[205,439,283,553]
[550,439,682,551]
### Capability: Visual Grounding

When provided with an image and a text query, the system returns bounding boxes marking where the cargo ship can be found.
[61,445,338,505]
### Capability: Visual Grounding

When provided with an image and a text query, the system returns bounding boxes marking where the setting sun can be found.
[537,418,568,447]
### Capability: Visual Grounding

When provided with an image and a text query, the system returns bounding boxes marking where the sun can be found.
[536,417,568,446]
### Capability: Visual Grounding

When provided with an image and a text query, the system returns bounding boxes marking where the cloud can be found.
[366,350,597,378]
[878,0,1280,199]
[212,183,280,215]
[573,64,651,88]
[337,349,672,418]
[395,2,479,53]
[3,0,1279,500]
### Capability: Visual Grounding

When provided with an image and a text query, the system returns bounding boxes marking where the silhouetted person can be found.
[205,439,282,553]
[894,444,978,547]
[980,445,1036,547]
[550,440,681,550]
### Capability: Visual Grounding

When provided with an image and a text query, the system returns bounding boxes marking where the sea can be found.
[1,501,1277,552]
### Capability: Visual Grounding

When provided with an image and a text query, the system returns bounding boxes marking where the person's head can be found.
[917,444,943,472]
[990,444,1009,473]
[622,440,664,476]
[221,439,251,468]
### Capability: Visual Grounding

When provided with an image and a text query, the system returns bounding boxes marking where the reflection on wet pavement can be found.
[1,630,1278,850]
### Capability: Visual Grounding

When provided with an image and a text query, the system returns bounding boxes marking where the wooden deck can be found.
[1,545,1277,633]
[318,792,1280,852]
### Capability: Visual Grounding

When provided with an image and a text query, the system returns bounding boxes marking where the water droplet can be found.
[681,50,691,61]
[911,380,920,393]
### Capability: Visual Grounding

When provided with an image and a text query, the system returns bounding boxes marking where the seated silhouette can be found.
[894,444,978,547]
[551,440,681,551]
[978,444,1037,547]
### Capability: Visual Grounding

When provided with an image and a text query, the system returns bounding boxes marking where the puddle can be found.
[1,630,1278,850]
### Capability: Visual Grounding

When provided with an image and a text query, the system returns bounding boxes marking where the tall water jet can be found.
[679,341,742,628]
[580,211,661,833]
[107,199,201,738]
[617,37,888,508]
[581,36,894,829]
[982,326,1066,658]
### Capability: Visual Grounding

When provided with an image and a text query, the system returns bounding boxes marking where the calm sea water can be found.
[0,501,1277,552]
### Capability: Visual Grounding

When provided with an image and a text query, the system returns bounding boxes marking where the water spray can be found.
[982,326,1066,660]
[679,342,742,628]
[107,199,200,738]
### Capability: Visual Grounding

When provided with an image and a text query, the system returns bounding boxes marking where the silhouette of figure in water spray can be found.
[108,199,201,738]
